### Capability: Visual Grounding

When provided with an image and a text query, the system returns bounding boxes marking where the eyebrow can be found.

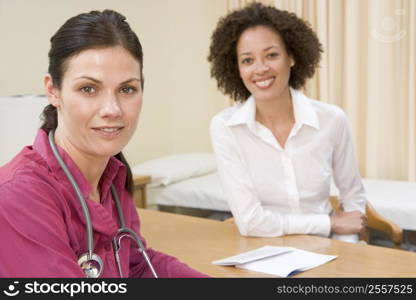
[74,76,141,85]
[239,45,279,56]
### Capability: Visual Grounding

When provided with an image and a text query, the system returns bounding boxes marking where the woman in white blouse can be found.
[208,3,367,242]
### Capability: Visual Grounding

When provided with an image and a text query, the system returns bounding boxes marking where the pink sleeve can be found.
[0,179,85,277]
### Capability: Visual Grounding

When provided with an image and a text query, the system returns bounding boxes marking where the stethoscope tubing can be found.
[48,129,158,278]
[111,186,158,278]
[48,130,94,260]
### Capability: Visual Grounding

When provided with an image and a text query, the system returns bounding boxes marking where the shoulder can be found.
[299,93,348,126]
[210,107,236,143]
[0,147,49,186]
[0,148,62,212]
[210,105,241,125]
[307,97,345,117]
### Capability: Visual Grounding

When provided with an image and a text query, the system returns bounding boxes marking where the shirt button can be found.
[105,244,111,251]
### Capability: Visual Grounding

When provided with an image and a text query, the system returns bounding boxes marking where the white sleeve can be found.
[210,115,330,237]
[332,109,366,214]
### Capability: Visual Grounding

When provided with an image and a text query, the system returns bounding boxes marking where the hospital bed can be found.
[132,152,230,219]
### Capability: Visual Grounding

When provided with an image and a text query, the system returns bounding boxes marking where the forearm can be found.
[233,204,331,237]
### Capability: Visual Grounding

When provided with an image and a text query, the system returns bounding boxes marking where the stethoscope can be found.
[48,130,158,278]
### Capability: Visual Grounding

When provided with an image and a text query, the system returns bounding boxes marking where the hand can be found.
[330,208,367,235]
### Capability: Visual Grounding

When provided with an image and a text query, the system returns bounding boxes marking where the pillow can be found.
[131,152,217,188]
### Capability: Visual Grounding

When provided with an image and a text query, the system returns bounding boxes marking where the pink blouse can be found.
[0,129,207,278]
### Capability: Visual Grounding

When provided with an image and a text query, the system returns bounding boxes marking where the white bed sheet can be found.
[149,172,229,212]
[147,171,416,231]
[146,185,164,208]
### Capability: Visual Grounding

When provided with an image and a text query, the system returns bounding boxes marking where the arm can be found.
[331,109,367,239]
[210,115,330,237]
[127,199,208,278]
[0,179,85,277]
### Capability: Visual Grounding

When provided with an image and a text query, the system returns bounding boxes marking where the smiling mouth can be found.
[254,77,275,88]
[92,126,124,137]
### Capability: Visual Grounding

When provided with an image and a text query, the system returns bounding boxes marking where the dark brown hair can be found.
[41,9,143,195]
[208,2,323,102]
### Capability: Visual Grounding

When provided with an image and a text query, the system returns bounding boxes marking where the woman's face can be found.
[237,25,294,102]
[46,46,142,159]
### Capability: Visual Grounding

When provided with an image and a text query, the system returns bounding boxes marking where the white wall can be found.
[0,0,229,165]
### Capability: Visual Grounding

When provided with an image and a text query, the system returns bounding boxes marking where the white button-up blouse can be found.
[210,88,366,240]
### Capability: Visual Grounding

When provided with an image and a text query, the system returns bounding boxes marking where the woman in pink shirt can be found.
[0,9,207,278]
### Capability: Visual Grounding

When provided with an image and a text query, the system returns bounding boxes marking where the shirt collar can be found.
[225,88,320,131]
[99,156,126,202]
[291,88,320,131]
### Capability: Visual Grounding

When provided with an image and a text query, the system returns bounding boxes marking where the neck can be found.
[255,87,294,126]
[54,128,109,200]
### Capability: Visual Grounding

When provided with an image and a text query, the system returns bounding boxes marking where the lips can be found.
[253,77,275,89]
[92,126,124,137]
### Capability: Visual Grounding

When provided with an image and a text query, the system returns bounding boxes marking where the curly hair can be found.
[208,2,323,102]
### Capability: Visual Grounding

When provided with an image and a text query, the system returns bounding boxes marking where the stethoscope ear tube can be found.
[113,228,159,278]
[111,185,158,277]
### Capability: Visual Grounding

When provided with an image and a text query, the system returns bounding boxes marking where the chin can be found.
[91,145,125,158]
[254,89,283,101]
[253,93,274,102]
[94,151,121,159]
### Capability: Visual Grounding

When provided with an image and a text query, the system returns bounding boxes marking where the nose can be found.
[254,59,270,74]
[99,92,122,119]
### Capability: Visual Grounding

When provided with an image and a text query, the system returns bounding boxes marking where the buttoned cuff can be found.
[286,214,331,237]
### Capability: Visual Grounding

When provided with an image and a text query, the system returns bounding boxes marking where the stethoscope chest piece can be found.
[78,252,104,278]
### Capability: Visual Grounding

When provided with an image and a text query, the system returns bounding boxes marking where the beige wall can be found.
[0,0,229,165]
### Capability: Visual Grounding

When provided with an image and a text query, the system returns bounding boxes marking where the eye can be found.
[267,52,279,59]
[80,86,96,94]
[120,86,138,94]
[240,56,255,65]
[241,57,253,65]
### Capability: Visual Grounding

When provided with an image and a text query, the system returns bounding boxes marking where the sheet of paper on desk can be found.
[212,245,293,266]
[212,245,337,277]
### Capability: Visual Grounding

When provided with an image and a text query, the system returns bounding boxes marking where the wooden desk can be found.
[138,209,416,277]
[133,175,151,208]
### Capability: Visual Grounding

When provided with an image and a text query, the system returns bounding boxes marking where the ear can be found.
[44,74,61,107]
[290,56,295,68]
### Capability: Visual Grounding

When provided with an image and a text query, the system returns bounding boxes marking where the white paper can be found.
[237,248,337,277]
[212,245,337,277]
[212,245,293,266]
